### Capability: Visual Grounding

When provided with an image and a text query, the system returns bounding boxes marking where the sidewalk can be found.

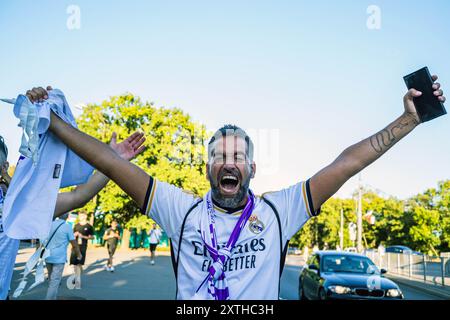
[386,273,450,300]
[11,246,176,300]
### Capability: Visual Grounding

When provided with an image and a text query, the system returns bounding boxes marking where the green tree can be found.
[408,179,450,255]
[290,197,356,250]
[438,181,450,251]
[125,215,155,233]
[75,94,210,231]
[360,191,410,248]
[408,206,440,255]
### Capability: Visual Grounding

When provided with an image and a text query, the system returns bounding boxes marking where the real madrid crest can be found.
[248,214,265,234]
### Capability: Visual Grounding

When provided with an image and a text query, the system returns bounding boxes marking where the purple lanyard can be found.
[196,190,255,297]
[202,190,255,264]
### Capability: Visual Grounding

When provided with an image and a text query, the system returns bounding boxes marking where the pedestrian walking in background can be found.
[103,220,120,272]
[70,211,94,289]
[148,223,162,265]
[45,214,82,300]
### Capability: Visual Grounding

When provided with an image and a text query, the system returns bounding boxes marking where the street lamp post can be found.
[340,209,344,250]
[357,173,363,253]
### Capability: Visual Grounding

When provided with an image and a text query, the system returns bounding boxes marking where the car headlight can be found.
[329,285,351,294]
[386,289,402,298]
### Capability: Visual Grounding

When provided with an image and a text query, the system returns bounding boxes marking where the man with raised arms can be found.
[24,79,446,300]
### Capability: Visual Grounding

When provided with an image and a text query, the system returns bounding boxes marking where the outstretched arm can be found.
[309,75,446,211]
[53,131,146,218]
[50,112,150,209]
[26,86,150,211]
[53,171,109,218]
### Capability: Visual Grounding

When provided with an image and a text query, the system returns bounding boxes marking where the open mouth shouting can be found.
[219,172,241,196]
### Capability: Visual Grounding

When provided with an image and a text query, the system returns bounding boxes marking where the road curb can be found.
[387,274,450,299]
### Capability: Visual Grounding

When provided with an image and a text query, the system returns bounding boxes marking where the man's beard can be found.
[210,174,251,209]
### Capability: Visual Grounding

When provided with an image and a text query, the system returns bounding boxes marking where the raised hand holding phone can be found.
[404,67,447,123]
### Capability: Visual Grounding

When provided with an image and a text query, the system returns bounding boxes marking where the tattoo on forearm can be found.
[369,117,417,154]
[370,129,394,153]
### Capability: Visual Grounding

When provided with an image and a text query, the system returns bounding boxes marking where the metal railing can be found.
[364,250,450,287]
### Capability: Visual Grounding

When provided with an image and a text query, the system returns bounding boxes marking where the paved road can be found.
[11,246,176,300]
[9,248,445,300]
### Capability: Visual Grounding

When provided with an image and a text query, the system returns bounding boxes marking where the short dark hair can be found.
[208,124,254,161]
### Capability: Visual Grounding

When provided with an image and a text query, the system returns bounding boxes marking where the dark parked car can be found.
[298,251,404,300]
[385,245,422,256]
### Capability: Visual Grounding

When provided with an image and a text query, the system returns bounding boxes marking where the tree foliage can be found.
[75,94,210,230]
[290,180,450,255]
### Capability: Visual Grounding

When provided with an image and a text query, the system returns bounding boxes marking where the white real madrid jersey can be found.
[142,178,320,300]
[2,90,93,240]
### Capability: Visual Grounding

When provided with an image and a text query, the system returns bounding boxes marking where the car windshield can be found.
[322,255,379,274]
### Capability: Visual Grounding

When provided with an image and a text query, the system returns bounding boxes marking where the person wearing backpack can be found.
[44,214,82,300]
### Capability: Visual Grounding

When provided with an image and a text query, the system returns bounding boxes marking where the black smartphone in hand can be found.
[403,67,446,122]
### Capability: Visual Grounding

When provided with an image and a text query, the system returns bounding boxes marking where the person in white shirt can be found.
[148,223,162,265]
[2,89,95,241]
[24,81,446,299]
[44,214,82,300]
[0,131,145,300]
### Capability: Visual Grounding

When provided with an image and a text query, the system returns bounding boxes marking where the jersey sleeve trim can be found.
[141,176,156,215]
[304,178,321,217]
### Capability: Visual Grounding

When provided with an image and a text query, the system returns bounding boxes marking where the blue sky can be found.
[0,0,449,199]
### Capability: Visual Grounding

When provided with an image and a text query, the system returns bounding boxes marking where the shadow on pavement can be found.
[11,250,176,300]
